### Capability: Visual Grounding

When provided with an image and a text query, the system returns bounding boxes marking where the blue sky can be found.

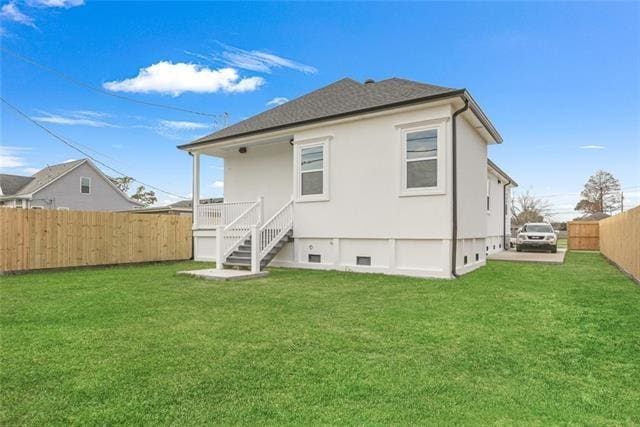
[1,1,639,219]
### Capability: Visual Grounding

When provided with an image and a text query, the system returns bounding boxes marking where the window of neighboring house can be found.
[296,140,329,201]
[487,178,491,213]
[80,177,91,194]
[57,207,69,211]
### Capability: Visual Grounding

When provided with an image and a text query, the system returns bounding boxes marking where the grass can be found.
[1,253,639,425]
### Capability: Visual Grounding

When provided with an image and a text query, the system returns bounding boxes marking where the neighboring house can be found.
[0,159,142,211]
[178,77,517,278]
[118,198,222,216]
[486,159,518,254]
[574,212,611,221]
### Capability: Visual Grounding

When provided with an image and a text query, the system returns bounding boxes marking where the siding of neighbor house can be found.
[195,101,498,278]
[29,163,139,211]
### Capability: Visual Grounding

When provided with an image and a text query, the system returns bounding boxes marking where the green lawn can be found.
[1,253,639,425]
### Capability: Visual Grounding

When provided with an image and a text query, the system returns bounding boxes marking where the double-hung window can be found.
[400,122,443,195]
[80,177,91,194]
[296,138,330,201]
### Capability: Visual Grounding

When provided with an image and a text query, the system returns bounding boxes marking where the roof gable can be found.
[0,174,35,196]
[182,78,460,147]
[15,159,86,195]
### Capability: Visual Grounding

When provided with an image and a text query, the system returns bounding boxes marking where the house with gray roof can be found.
[0,159,142,211]
[178,77,517,278]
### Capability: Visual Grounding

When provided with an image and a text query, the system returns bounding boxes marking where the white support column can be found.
[250,225,259,273]
[257,196,264,225]
[192,152,200,230]
[216,226,223,270]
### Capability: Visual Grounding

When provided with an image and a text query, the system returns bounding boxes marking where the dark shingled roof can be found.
[11,159,85,196]
[0,173,35,196]
[182,78,461,147]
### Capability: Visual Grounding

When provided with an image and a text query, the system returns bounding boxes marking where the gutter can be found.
[178,89,488,150]
[450,97,469,278]
[503,178,511,250]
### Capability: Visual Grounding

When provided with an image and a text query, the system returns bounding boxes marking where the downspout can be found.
[503,179,511,250]
[450,97,469,278]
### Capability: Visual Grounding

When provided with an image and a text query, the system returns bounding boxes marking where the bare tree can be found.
[511,190,551,225]
[575,170,621,215]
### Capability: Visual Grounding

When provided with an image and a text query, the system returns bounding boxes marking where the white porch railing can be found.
[254,199,294,271]
[197,201,255,228]
[216,197,263,270]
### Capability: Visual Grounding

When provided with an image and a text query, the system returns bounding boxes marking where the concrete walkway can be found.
[488,248,567,264]
[177,268,269,281]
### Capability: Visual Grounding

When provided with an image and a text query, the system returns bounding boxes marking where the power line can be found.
[1,46,223,120]
[1,96,189,200]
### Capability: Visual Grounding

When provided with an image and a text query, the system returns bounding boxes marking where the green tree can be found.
[131,186,157,206]
[110,176,134,193]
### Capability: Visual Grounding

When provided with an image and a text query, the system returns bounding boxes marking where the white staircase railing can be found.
[197,201,255,228]
[216,197,263,269]
[254,199,294,271]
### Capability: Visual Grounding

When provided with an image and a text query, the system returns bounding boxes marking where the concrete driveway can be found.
[488,248,567,264]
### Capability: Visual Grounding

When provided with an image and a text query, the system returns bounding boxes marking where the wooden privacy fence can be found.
[0,209,192,273]
[567,221,600,251]
[599,206,640,281]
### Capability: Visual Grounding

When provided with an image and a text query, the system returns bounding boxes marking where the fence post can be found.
[216,225,223,270]
[251,225,259,273]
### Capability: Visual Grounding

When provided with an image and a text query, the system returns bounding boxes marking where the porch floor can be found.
[177,268,269,281]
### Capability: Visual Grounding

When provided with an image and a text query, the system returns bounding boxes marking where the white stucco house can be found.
[179,78,517,278]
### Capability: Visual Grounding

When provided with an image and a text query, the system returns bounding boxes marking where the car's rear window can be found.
[523,224,554,233]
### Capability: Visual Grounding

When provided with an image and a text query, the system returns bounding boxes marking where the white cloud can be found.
[63,158,77,163]
[580,145,606,150]
[212,180,224,189]
[267,97,288,107]
[158,120,211,130]
[209,44,318,75]
[0,146,31,169]
[32,110,115,127]
[103,61,265,96]
[0,154,26,168]
[1,2,36,27]
[28,0,84,8]
[23,167,40,174]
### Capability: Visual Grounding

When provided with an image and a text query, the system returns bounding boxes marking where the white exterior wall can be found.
[224,141,293,219]
[453,117,490,273]
[486,169,508,254]
[194,102,497,279]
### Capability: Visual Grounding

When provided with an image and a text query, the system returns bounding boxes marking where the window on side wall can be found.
[487,178,491,213]
[296,140,329,201]
[400,124,443,196]
[80,177,91,194]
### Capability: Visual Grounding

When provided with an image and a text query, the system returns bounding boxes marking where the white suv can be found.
[516,223,558,253]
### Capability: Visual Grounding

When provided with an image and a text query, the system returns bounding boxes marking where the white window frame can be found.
[398,120,446,196]
[294,136,331,202]
[80,176,91,195]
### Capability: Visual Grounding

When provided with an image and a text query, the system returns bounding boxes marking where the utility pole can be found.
[621,191,624,212]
